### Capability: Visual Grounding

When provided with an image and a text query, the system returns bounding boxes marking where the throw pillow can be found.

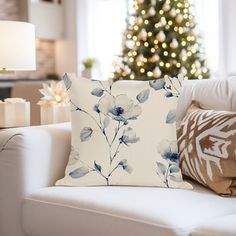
[178,102,236,196]
[56,74,191,189]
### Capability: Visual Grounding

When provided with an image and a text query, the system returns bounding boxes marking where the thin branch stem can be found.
[0,133,23,153]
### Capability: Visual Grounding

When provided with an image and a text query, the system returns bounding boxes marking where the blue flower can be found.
[162,152,178,162]
[120,127,140,145]
[98,94,142,122]
[157,140,179,163]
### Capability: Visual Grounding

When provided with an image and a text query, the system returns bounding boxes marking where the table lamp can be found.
[0,21,36,128]
[0,21,36,73]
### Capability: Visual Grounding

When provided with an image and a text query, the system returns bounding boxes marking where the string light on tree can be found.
[113,0,210,81]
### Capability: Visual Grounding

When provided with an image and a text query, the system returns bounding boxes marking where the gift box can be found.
[0,98,30,128]
[40,105,71,125]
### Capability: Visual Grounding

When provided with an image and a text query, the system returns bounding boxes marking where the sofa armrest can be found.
[0,123,71,236]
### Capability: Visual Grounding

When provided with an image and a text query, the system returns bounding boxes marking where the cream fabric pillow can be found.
[56,74,191,189]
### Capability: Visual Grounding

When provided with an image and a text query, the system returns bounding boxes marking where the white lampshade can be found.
[0,21,36,71]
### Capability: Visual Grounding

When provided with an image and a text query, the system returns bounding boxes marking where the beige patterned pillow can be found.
[178,102,236,196]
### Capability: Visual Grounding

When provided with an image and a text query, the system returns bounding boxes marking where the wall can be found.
[55,0,79,76]
[0,0,56,79]
[220,0,236,78]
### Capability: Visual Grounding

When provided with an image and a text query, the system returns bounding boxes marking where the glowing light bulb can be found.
[162,42,167,48]
[164,51,168,56]
[166,63,170,68]
[134,25,139,31]
[198,75,203,79]
[159,61,164,67]
[129,58,134,62]
[141,10,146,15]
[144,42,149,47]
[147,71,153,77]
[151,48,156,53]
[159,10,164,15]
[140,68,145,73]
[171,52,176,58]
[181,41,186,46]
[176,63,181,68]
[154,39,159,44]
[144,19,149,25]
[177,3,182,7]
[137,62,142,66]
[130,74,135,79]
[127,34,132,39]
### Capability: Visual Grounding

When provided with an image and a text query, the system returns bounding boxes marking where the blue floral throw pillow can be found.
[56,74,192,189]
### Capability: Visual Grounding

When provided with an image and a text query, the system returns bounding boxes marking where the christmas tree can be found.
[113,0,210,81]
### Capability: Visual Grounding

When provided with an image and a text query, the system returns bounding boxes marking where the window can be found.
[190,0,220,76]
[86,0,127,79]
[80,0,220,78]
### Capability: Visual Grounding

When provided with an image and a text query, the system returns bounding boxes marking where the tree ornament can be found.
[124,66,131,75]
[139,29,147,40]
[176,14,184,24]
[126,40,135,49]
[160,17,167,26]
[197,68,202,75]
[169,8,176,17]
[151,0,156,6]
[150,54,160,62]
[156,31,166,42]
[136,54,144,62]
[195,60,201,68]
[180,49,187,57]
[137,0,144,4]
[170,39,178,49]
[163,2,171,11]
[136,17,143,25]
[148,7,156,16]
[153,67,162,78]
[180,67,187,75]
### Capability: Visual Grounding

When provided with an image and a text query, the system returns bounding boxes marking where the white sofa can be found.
[0,79,236,236]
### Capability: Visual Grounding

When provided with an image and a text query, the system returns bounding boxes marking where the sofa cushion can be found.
[22,181,236,236]
[57,74,191,189]
[176,78,236,126]
[192,214,236,236]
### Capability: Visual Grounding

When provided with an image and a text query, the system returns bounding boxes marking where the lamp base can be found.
[0,68,15,74]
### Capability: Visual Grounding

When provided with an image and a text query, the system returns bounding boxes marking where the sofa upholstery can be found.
[0,78,236,236]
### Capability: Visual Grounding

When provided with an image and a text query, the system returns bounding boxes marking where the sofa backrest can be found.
[177,78,236,124]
